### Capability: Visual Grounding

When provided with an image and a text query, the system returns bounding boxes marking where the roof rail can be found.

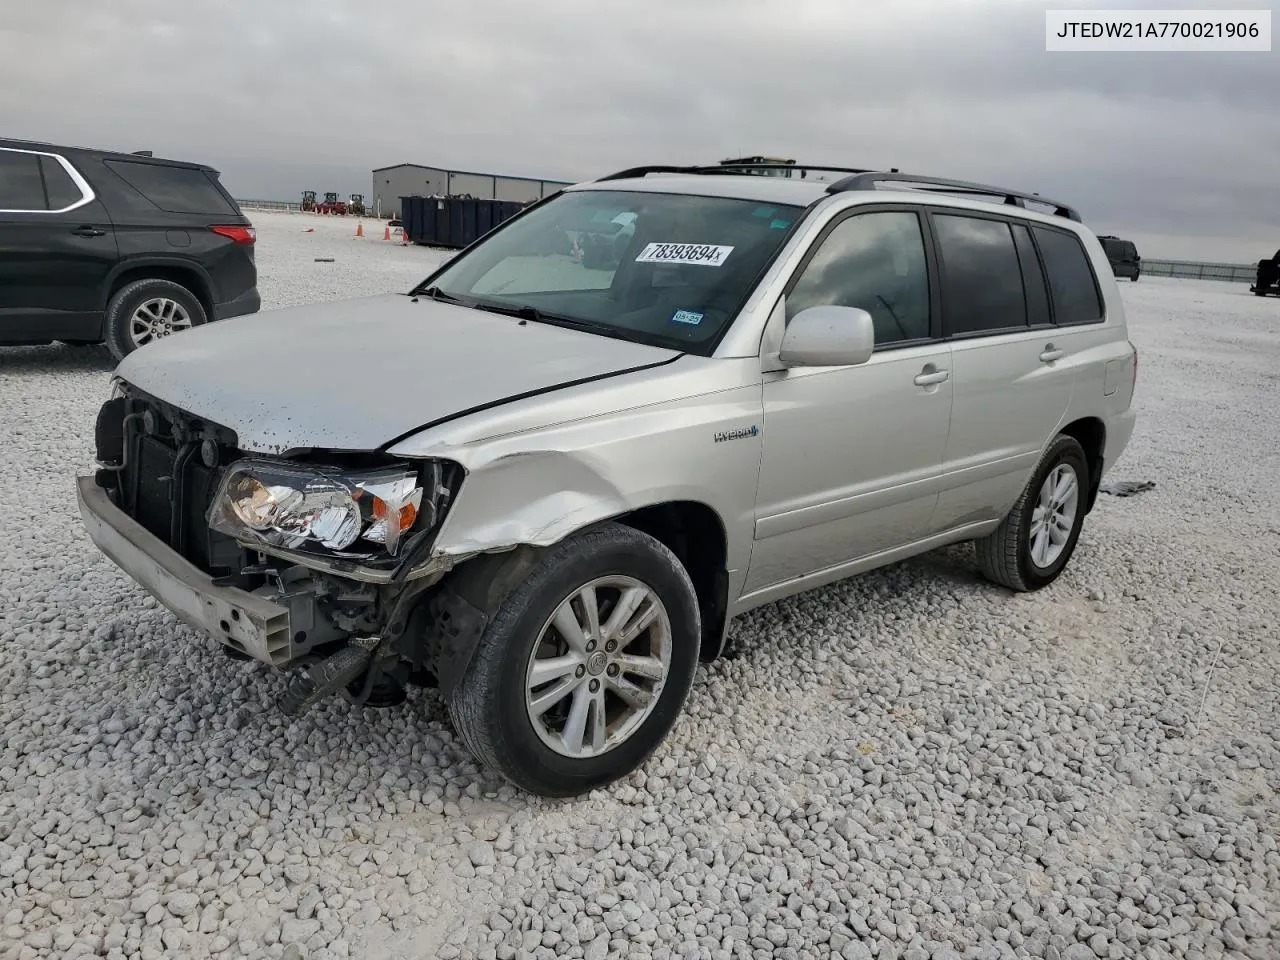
[595,165,701,182]
[590,164,1081,221]
[825,171,1081,221]
[594,162,892,183]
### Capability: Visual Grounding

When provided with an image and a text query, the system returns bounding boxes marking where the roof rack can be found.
[824,171,1081,222]
[592,163,1081,222]
[596,162,894,182]
[595,165,700,182]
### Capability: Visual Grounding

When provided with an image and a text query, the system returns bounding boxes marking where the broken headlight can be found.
[207,459,440,559]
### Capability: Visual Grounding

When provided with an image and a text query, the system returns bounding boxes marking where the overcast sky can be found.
[3,0,1276,260]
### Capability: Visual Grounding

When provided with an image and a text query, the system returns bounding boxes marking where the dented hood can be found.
[114,294,680,453]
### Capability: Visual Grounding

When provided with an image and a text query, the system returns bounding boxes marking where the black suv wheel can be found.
[103,279,207,361]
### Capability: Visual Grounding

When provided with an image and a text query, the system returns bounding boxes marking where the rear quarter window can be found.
[103,159,239,216]
[40,155,84,209]
[1032,226,1104,326]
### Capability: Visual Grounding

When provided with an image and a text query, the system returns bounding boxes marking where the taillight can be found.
[211,225,256,245]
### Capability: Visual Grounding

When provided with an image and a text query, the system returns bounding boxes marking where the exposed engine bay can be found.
[89,381,478,712]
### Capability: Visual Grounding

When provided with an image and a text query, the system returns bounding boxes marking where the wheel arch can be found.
[413,497,735,696]
[611,500,731,662]
[1059,416,1106,514]
[102,259,216,320]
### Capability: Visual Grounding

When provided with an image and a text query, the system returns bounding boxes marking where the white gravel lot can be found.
[0,210,1277,960]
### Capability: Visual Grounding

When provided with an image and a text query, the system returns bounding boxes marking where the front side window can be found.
[0,149,48,210]
[933,214,1028,335]
[785,210,931,345]
[417,189,803,354]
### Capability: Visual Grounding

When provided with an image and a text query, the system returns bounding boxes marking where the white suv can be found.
[78,163,1138,797]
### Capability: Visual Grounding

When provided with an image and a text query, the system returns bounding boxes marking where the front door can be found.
[746,207,953,595]
[0,147,117,342]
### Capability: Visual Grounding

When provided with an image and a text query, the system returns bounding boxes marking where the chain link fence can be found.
[1140,259,1257,283]
[235,199,303,212]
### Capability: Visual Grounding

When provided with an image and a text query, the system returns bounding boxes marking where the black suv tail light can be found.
[211,225,256,245]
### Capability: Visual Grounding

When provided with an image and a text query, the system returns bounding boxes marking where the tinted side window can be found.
[40,155,84,209]
[1033,227,1104,325]
[786,211,931,345]
[0,150,48,210]
[933,214,1027,335]
[1011,224,1051,327]
[103,160,239,215]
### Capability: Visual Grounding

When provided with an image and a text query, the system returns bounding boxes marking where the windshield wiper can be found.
[466,299,656,346]
[467,299,546,323]
[414,285,466,304]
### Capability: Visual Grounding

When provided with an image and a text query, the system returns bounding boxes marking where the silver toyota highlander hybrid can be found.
[78,162,1138,797]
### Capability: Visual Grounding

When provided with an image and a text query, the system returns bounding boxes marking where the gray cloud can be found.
[1,0,1276,260]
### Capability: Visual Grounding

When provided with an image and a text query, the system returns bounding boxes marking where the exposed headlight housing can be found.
[208,459,449,560]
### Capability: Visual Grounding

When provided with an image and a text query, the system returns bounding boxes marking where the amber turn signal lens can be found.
[372,497,417,531]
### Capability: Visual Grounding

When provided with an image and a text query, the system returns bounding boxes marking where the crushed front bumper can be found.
[76,476,293,665]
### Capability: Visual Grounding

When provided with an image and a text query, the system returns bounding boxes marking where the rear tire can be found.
[104,279,207,362]
[447,522,701,797]
[974,434,1090,592]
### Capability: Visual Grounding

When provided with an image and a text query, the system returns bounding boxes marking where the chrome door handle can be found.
[1040,345,1065,363]
[913,368,950,386]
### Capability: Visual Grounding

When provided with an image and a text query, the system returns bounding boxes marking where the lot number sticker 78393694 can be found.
[635,243,735,266]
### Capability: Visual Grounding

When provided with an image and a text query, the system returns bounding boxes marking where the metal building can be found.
[371,163,573,218]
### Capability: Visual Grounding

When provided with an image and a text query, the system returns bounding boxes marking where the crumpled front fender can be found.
[431,447,633,558]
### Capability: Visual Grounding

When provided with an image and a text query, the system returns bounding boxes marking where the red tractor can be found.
[316,192,348,215]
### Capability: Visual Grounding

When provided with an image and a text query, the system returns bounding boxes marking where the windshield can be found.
[414,189,805,354]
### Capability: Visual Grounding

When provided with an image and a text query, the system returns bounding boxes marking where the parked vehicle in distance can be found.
[1249,249,1280,297]
[0,138,259,360]
[78,161,1138,798]
[1097,235,1141,281]
[315,192,347,215]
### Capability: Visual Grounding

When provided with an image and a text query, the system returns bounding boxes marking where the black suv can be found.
[1097,235,1141,282]
[0,138,260,360]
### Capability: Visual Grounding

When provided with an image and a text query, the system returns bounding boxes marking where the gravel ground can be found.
[0,210,1276,960]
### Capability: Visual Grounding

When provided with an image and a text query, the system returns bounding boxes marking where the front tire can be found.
[974,434,1090,592]
[448,523,701,797]
[103,279,207,362]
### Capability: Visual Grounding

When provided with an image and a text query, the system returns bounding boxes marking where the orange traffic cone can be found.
[383,224,392,241]
[355,221,364,238]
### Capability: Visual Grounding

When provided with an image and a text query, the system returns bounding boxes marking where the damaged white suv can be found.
[78,162,1138,797]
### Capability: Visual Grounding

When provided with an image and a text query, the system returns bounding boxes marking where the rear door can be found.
[95,158,256,307]
[0,147,118,342]
[930,211,1077,532]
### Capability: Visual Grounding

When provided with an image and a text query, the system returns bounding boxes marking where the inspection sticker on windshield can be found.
[635,243,734,266]
[671,309,703,326]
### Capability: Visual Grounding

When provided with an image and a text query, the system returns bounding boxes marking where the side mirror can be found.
[778,305,875,367]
